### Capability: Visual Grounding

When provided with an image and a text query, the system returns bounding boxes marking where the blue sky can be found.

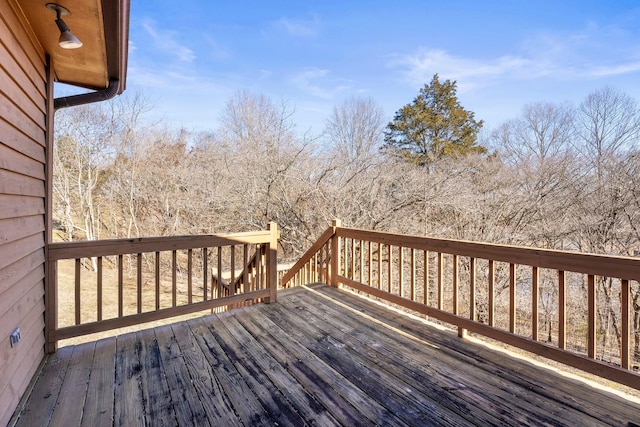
[121,0,640,136]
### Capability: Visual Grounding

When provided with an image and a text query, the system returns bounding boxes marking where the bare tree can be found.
[491,101,581,248]
[325,96,385,165]
[576,87,640,180]
[497,101,575,167]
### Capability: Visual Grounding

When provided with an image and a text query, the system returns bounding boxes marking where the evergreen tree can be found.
[383,74,486,165]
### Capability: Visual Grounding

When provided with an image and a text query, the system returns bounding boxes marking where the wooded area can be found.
[52,84,640,366]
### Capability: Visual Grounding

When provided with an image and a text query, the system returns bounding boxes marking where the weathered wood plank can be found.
[311,285,640,425]
[287,288,583,426]
[136,327,177,427]
[215,311,340,425]
[153,323,212,426]
[13,346,73,427]
[49,342,95,427]
[336,273,640,390]
[169,320,243,425]
[194,316,307,426]
[13,284,640,426]
[233,313,363,423]
[80,337,117,427]
[261,297,474,426]
[187,317,274,426]
[113,332,145,426]
[234,305,408,426]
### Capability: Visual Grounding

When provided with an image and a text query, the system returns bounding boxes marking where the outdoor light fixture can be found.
[46,3,83,49]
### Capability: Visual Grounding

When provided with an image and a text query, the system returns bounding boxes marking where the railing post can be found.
[331,219,341,287]
[266,222,278,303]
[45,258,58,353]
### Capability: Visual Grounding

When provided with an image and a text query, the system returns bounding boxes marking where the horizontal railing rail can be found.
[282,221,640,390]
[45,223,278,352]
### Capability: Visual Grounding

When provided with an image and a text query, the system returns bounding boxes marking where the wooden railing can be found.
[282,220,640,390]
[45,223,278,352]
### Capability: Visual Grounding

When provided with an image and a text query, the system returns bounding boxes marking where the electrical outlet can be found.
[10,328,20,348]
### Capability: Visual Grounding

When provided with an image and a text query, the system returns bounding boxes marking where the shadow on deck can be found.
[11,284,640,426]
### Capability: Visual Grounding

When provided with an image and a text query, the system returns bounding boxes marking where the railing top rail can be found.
[337,227,640,281]
[48,230,273,261]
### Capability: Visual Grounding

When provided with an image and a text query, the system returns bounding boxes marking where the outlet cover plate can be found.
[10,328,20,347]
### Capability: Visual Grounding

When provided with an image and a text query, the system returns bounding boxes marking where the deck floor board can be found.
[80,337,117,427]
[310,285,637,424]
[12,284,640,426]
[277,288,553,426]
[287,286,593,425]
[235,304,408,426]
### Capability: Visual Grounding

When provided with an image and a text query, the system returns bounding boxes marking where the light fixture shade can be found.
[47,3,83,49]
[59,30,83,49]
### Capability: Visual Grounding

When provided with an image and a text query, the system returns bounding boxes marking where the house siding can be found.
[0,0,48,424]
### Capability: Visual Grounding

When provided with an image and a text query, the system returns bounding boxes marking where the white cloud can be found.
[391,24,640,90]
[291,68,351,99]
[259,69,273,80]
[588,62,640,77]
[141,20,196,63]
[202,35,230,61]
[274,16,320,37]
[390,49,554,91]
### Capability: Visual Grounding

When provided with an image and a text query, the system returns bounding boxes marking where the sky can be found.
[106,0,640,136]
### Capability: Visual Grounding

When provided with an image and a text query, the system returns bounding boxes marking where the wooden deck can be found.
[11,284,640,427]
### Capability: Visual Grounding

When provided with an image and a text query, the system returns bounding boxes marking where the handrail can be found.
[45,223,279,353]
[281,221,338,287]
[284,223,640,390]
[337,227,640,281]
[48,230,274,260]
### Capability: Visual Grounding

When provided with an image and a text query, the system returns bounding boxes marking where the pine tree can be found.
[383,74,486,165]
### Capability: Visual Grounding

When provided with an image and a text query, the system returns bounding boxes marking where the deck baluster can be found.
[97,256,103,322]
[75,258,81,325]
[488,260,494,327]
[621,279,630,369]
[437,252,443,310]
[588,274,596,359]
[423,250,429,306]
[187,249,193,304]
[532,266,539,341]
[558,270,566,350]
[155,251,160,310]
[452,254,459,316]
[509,263,516,334]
